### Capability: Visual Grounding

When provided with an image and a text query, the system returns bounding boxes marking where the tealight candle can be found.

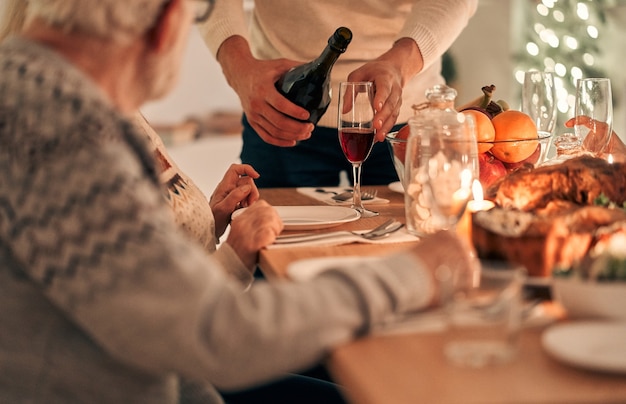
[456,180,495,244]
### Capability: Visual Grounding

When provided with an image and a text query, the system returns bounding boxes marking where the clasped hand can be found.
[210,164,283,269]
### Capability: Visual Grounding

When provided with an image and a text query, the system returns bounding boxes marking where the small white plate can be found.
[233,206,360,230]
[388,181,404,193]
[542,322,626,374]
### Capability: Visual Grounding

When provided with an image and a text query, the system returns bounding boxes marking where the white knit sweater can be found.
[200,0,478,127]
[131,113,253,287]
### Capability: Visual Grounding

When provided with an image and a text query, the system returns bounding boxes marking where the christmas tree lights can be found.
[514,0,615,130]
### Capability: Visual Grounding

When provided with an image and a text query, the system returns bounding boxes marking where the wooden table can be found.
[258,186,626,404]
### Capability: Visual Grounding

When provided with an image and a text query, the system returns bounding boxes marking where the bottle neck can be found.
[314,45,342,74]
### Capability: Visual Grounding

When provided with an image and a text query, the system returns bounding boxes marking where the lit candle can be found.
[456,180,495,244]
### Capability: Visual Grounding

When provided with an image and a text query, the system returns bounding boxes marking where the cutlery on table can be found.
[315,188,378,201]
[274,219,403,244]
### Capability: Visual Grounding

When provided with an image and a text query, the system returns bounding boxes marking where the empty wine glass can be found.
[424,113,478,230]
[574,78,613,155]
[522,71,557,138]
[338,81,378,217]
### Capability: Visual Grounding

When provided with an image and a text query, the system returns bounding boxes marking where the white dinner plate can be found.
[541,322,626,374]
[233,206,360,230]
[388,181,404,193]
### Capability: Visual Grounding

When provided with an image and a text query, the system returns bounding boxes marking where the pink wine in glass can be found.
[339,128,375,163]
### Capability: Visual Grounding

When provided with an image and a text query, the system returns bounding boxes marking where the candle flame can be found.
[471,179,484,202]
[607,154,614,164]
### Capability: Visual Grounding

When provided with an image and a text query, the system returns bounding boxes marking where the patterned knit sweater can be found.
[0,37,433,403]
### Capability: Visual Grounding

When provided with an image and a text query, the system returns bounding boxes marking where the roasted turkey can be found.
[491,155,626,212]
[473,156,626,277]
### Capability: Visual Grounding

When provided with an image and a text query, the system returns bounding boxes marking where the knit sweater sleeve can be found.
[399,0,478,71]
[4,122,434,391]
[213,243,253,288]
[198,0,249,57]
[0,37,439,393]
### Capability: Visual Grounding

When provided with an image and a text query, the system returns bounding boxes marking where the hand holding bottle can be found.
[215,36,315,147]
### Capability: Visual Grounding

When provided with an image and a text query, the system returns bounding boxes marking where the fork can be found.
[315,188,377,201]
[274,219,403,244]
[359,188,378,201]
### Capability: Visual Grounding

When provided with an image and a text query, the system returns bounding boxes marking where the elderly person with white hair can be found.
[0,0,280,289]
[0,0,475,403]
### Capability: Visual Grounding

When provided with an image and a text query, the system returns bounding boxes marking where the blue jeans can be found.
[240,115,401,188]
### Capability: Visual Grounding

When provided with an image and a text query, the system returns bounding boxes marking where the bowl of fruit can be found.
[462,108,551,191]
[385,125,410,187]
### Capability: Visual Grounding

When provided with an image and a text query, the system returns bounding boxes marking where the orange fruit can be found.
[490,110,538,163]
[463,109,495,153]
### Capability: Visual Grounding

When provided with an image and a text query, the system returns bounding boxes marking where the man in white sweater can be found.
[201,0,478,187]
[0,0,475,402]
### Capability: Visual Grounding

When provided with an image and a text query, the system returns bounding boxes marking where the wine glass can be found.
[422,112,478,230]
[338,81,378,217]
[522,71,557,139]
[574,78,613,155]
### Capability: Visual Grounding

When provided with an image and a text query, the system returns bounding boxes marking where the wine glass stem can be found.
[352,162,364,212]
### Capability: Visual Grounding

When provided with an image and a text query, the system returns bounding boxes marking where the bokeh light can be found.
[571,66,583,81]
[554,63,567,77]
[516,0,610,128]
[577,2,590,20]
[564,36,579,50]
[553,10,565,22]
[526,42,540,56]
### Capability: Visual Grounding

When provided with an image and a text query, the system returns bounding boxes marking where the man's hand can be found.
[347,38,423,142]
[409,230,478,308]
[217,36,314,147]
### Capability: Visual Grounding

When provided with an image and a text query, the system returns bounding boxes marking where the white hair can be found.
[26,0,166,44]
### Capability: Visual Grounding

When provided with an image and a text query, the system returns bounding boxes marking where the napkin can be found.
[297,187,390,206]
[268,227,419,249]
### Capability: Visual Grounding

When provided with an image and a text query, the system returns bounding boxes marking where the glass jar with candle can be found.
[404,85,479,237]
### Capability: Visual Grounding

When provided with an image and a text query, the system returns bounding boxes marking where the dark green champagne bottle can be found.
[275,27,352,124]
